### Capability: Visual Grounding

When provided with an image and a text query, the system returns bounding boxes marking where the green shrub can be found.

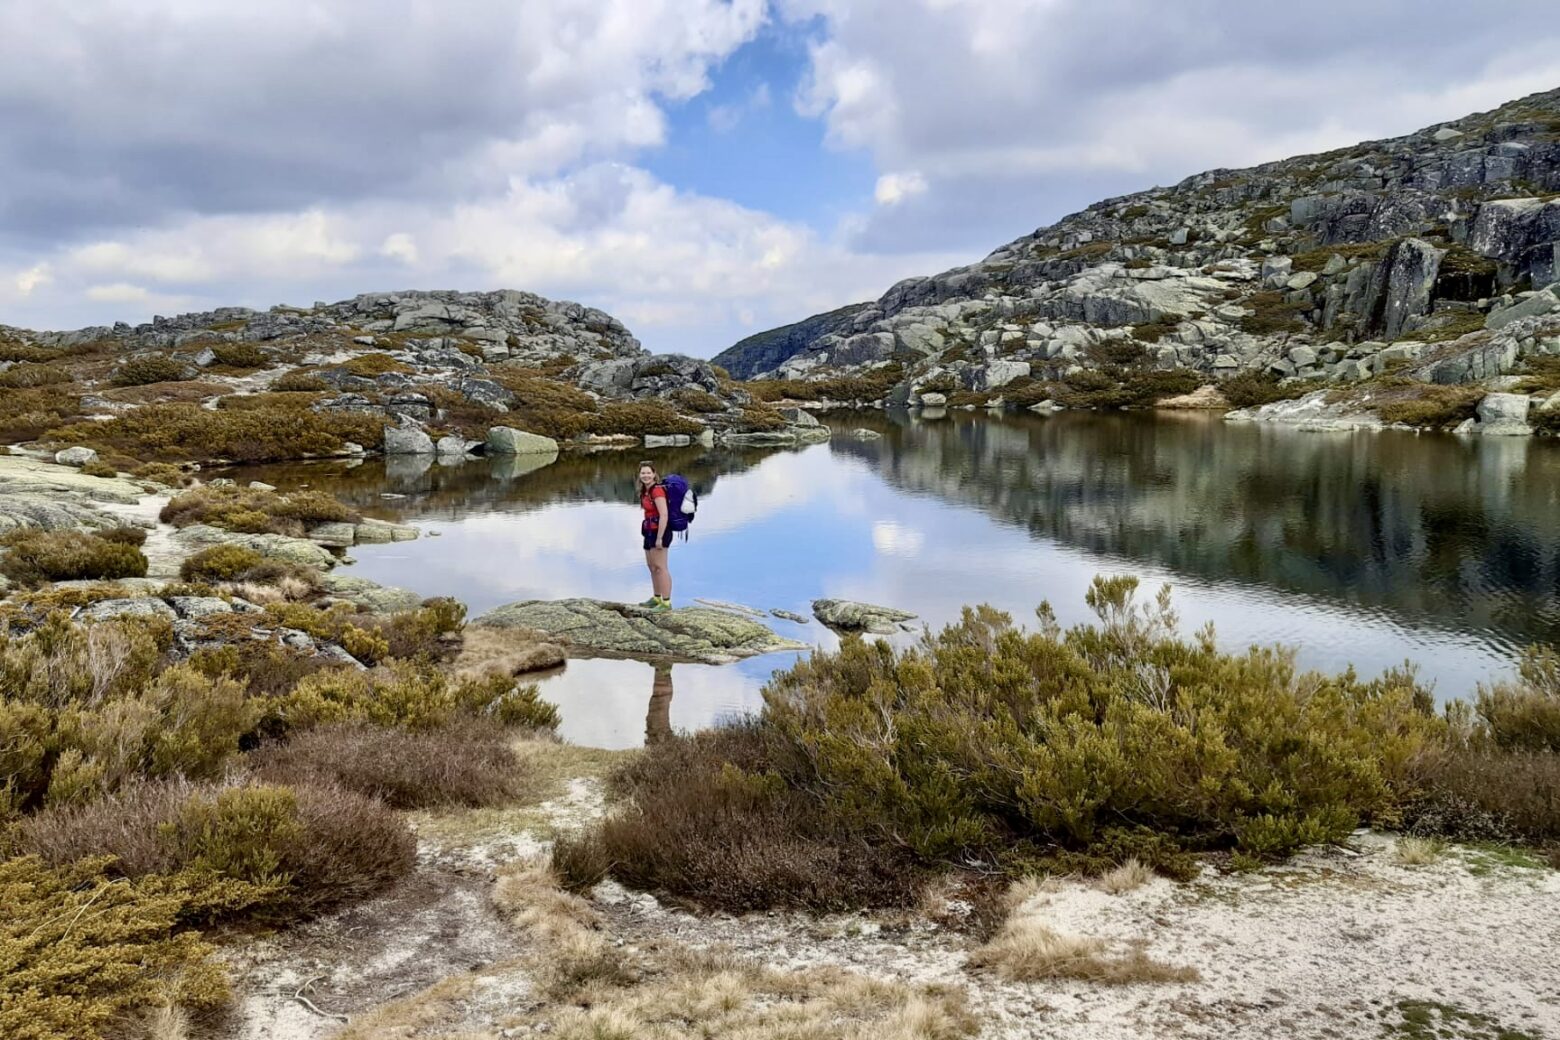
[1476,647,1560,752]
[590,401,704,437]
[46,401,386,463]
[78,458,119,478]
[0,362,72,388]
[0,387,84,441]
[110,355,190,387]
[1220,370,1315,409]
[179,543,264,582]
[271,370,330,392]
[0,528,148,587]
[744,365,905,404]
[339,352,410,376]
[568,579,1448,910]
[670,387,728,413]
[0,856,251,1040]
[129,461,192,487]
[208,342,269,369]
[1374,384,1482,427]
[275,659,558,733]
[160,483,356,536]
[250,720,528,809]
[737,403,789,431]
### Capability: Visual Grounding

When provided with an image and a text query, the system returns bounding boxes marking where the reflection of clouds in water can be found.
[692,445,875,535]
[871,520,925,557]
[540,657,769,750]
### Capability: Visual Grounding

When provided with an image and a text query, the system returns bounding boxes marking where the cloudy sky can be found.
[2,1,1559,355]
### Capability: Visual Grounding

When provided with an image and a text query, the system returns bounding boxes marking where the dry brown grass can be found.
[1392,836,1447,866]
[969,881,1198,985]
[1092,858,1154,895]
[453,625,566,678]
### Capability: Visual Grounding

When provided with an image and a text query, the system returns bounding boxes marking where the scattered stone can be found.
[53,446,99,468]
[769,609,810,624]
[353,518,419,544]
[918,392,948,408]
[486,427,560,456]
[383,424,435,455]
[811,598,918,634]
[247,481,277,492]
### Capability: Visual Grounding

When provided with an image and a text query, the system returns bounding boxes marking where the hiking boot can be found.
[639,596,661,608]
[654,596,672,611]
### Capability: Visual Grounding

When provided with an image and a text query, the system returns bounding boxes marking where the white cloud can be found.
[85,283,150,303]
[873,171,927,206]
[380,233,419,265]
[14,263,51,296]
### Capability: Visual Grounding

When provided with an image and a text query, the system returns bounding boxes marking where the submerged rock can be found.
[811,598,918,634]
[472,598,807,664]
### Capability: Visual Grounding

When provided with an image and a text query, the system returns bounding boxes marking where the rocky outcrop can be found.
[0,454,153,532]
[713,302,873,379]
[1224,390,1388,432]
[722,88,1560,398]
[472,598,807,664]
[811,598,918,634]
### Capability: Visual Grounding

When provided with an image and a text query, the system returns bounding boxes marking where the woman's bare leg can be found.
[645,546,672,599]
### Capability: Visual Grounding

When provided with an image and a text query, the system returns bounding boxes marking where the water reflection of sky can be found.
[340,438,1522,747]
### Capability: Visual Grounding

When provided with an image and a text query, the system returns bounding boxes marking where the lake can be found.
[230,410,1560,748]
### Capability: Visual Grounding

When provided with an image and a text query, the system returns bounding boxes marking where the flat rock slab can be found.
[811,598,918,634]
[170,524,339,570]
[320,574,424,614]
[473,597,807,664]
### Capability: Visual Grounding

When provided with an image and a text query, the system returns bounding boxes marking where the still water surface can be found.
[233,411,1560,748]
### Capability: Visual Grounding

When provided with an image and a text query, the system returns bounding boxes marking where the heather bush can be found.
[250,720,528,808]
[1401,748,1560,845]
[1374,384,1483,428]
[271,369,330,392]
[0,386,84,441]
[46,401,385,463]
[12,780,415,922]
[0,362,72,388]
[1221,370,1316,409]
[0,528,148,587]
[110,354,191,386]
[0,856,254,1040]
[179,543,264,582]
[160,483,356,536]
[208,342,269,369]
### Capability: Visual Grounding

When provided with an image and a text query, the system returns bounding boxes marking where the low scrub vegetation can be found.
[160,482,357,536]
[0,362,72,389]
[0,579,560,1036]
[560,578,1528,911]
[1237,291,1309,335]
[745,364,906,404]
[0,528,148,587]
[110,355,191,387]
[249,720,528,808]
[178,543,264,582]
[1220,370,1318,409]
[46,401,386,463]
[207,341,270,369]
[0,387,85,443]
[1372,382,1483,428]
[1023,342,1202,409]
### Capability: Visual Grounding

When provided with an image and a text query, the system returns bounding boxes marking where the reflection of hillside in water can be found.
[228,444,786,521]
[833,410,1560,650]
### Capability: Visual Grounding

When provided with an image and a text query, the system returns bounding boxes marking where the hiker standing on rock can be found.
[637,460,698,611]
[638,461,674,610]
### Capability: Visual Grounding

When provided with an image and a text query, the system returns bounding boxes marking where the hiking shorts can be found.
[643,524,672,551]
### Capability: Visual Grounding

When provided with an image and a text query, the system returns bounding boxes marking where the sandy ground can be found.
[218,771,1560,1040]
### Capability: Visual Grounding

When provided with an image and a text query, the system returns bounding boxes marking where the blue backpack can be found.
[662,474,698,536]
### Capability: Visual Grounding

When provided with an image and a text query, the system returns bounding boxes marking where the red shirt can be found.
[641,484,666,526]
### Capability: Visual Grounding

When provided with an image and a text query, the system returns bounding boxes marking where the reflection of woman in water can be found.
[637,461,673,610]
[646,663,673,744]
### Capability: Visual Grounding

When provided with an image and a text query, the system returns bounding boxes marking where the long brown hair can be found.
[636,460,661,499]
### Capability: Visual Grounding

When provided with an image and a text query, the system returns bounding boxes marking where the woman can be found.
[637,460,673,610]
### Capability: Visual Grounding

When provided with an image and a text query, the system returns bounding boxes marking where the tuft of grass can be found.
[1392,836,1446,866]
[969,884,1198,984]
[339,352,410,376]
[1093,858,1154,894]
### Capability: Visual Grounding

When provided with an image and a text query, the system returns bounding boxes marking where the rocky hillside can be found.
[0,289,825,469]
[714,87,1560,411]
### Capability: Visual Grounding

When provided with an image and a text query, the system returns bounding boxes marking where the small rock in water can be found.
[770,609,811,625]
[812,598,918,634]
